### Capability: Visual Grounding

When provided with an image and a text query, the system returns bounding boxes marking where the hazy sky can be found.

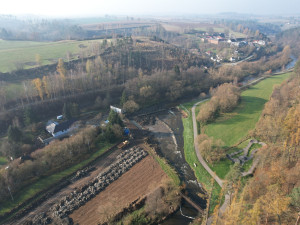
[1,0,300,17]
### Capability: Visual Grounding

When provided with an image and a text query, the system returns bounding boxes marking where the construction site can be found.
[3,107,205,225]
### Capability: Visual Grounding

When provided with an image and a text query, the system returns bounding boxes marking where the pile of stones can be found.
[48,146,148,219]
[70,166,96,182]
[30,212,52,225]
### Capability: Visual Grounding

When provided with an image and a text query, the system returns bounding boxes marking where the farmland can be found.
[0,39,105,72]
[70,155,168,225]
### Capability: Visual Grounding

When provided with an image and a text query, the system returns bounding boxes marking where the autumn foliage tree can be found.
[222,64,300,224]
[57,58,66,81]
[32,78,43,100]
[197,83,240,124]
[197,134,225,163]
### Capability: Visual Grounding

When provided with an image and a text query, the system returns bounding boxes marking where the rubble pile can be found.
[70,166,96,182]
[48,147,148,220]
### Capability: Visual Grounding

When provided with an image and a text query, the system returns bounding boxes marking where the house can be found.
[228,38,237,43]
[230,57,236,62]
[253,40,266,46]
[46,119,75,137]
[201,38,208,43]
[208,38,219,45]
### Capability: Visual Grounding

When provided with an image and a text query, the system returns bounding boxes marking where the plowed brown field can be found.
[70,154,167,225]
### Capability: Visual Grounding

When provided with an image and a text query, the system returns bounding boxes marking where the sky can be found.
[1,0,300,17]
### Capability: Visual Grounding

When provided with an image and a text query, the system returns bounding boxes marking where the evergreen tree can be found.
[174,65,180,76]
[71,103,79,118]
[120,90,127,107]
[62,103,72,120]
[24,107,35,125]
[7,125,22,143]
[108,110,124,127]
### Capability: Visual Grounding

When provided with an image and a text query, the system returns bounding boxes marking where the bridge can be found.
[179,192,204,214]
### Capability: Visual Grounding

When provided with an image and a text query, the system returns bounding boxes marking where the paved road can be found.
[191,100,223,187]
[191,99,230,223]
[216,55,254,68]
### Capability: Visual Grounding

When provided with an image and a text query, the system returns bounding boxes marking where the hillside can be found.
[219,68,300,224]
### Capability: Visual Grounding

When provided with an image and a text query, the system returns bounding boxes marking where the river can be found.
[156,56,298,224]
[242,55,297,85]
[144,110,206,224]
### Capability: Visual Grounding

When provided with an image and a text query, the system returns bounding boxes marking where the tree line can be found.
[0,109,124,204]
[0,40,292,136]
[197,83,241,124]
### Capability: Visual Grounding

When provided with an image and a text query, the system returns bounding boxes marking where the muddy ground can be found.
[142,109,206,223]
[70,155,167,225]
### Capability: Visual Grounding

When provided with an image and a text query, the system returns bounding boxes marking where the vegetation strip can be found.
[145,144,181,186]
[0,143,114,221]
[182,113,221,214]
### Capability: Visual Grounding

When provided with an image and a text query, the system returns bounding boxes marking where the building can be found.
[46,120,75,137]
[253,40,266,46]
[208,38,219,45]
[110,105,122,114]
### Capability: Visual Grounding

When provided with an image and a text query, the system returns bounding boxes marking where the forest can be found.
[219,64,300,224]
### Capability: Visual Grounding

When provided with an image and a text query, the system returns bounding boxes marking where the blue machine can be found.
[124,127,130,136]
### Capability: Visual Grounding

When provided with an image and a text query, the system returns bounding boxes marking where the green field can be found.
[195,27,246,38]
[0,157,8,167]
[181,73,291,214]
[205,73,291,147]
[0,39,105,72]
[182,113,222,214]
[0,143,113,216]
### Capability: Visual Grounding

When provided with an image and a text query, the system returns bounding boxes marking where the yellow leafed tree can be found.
[283,104,300,160]
[32,78,43,100]
[57,58,66,81]
[259,184,290,224]
[42,76,50,98]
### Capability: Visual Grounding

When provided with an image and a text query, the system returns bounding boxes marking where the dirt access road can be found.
[70,154,168,225]
[5,148,123,225]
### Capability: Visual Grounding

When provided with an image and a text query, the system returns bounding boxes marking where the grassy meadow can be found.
[0,39,105,73]
[181,72,291,213]
[205,72,292,147]
[0,157,8,168]
[199,72,291,178]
